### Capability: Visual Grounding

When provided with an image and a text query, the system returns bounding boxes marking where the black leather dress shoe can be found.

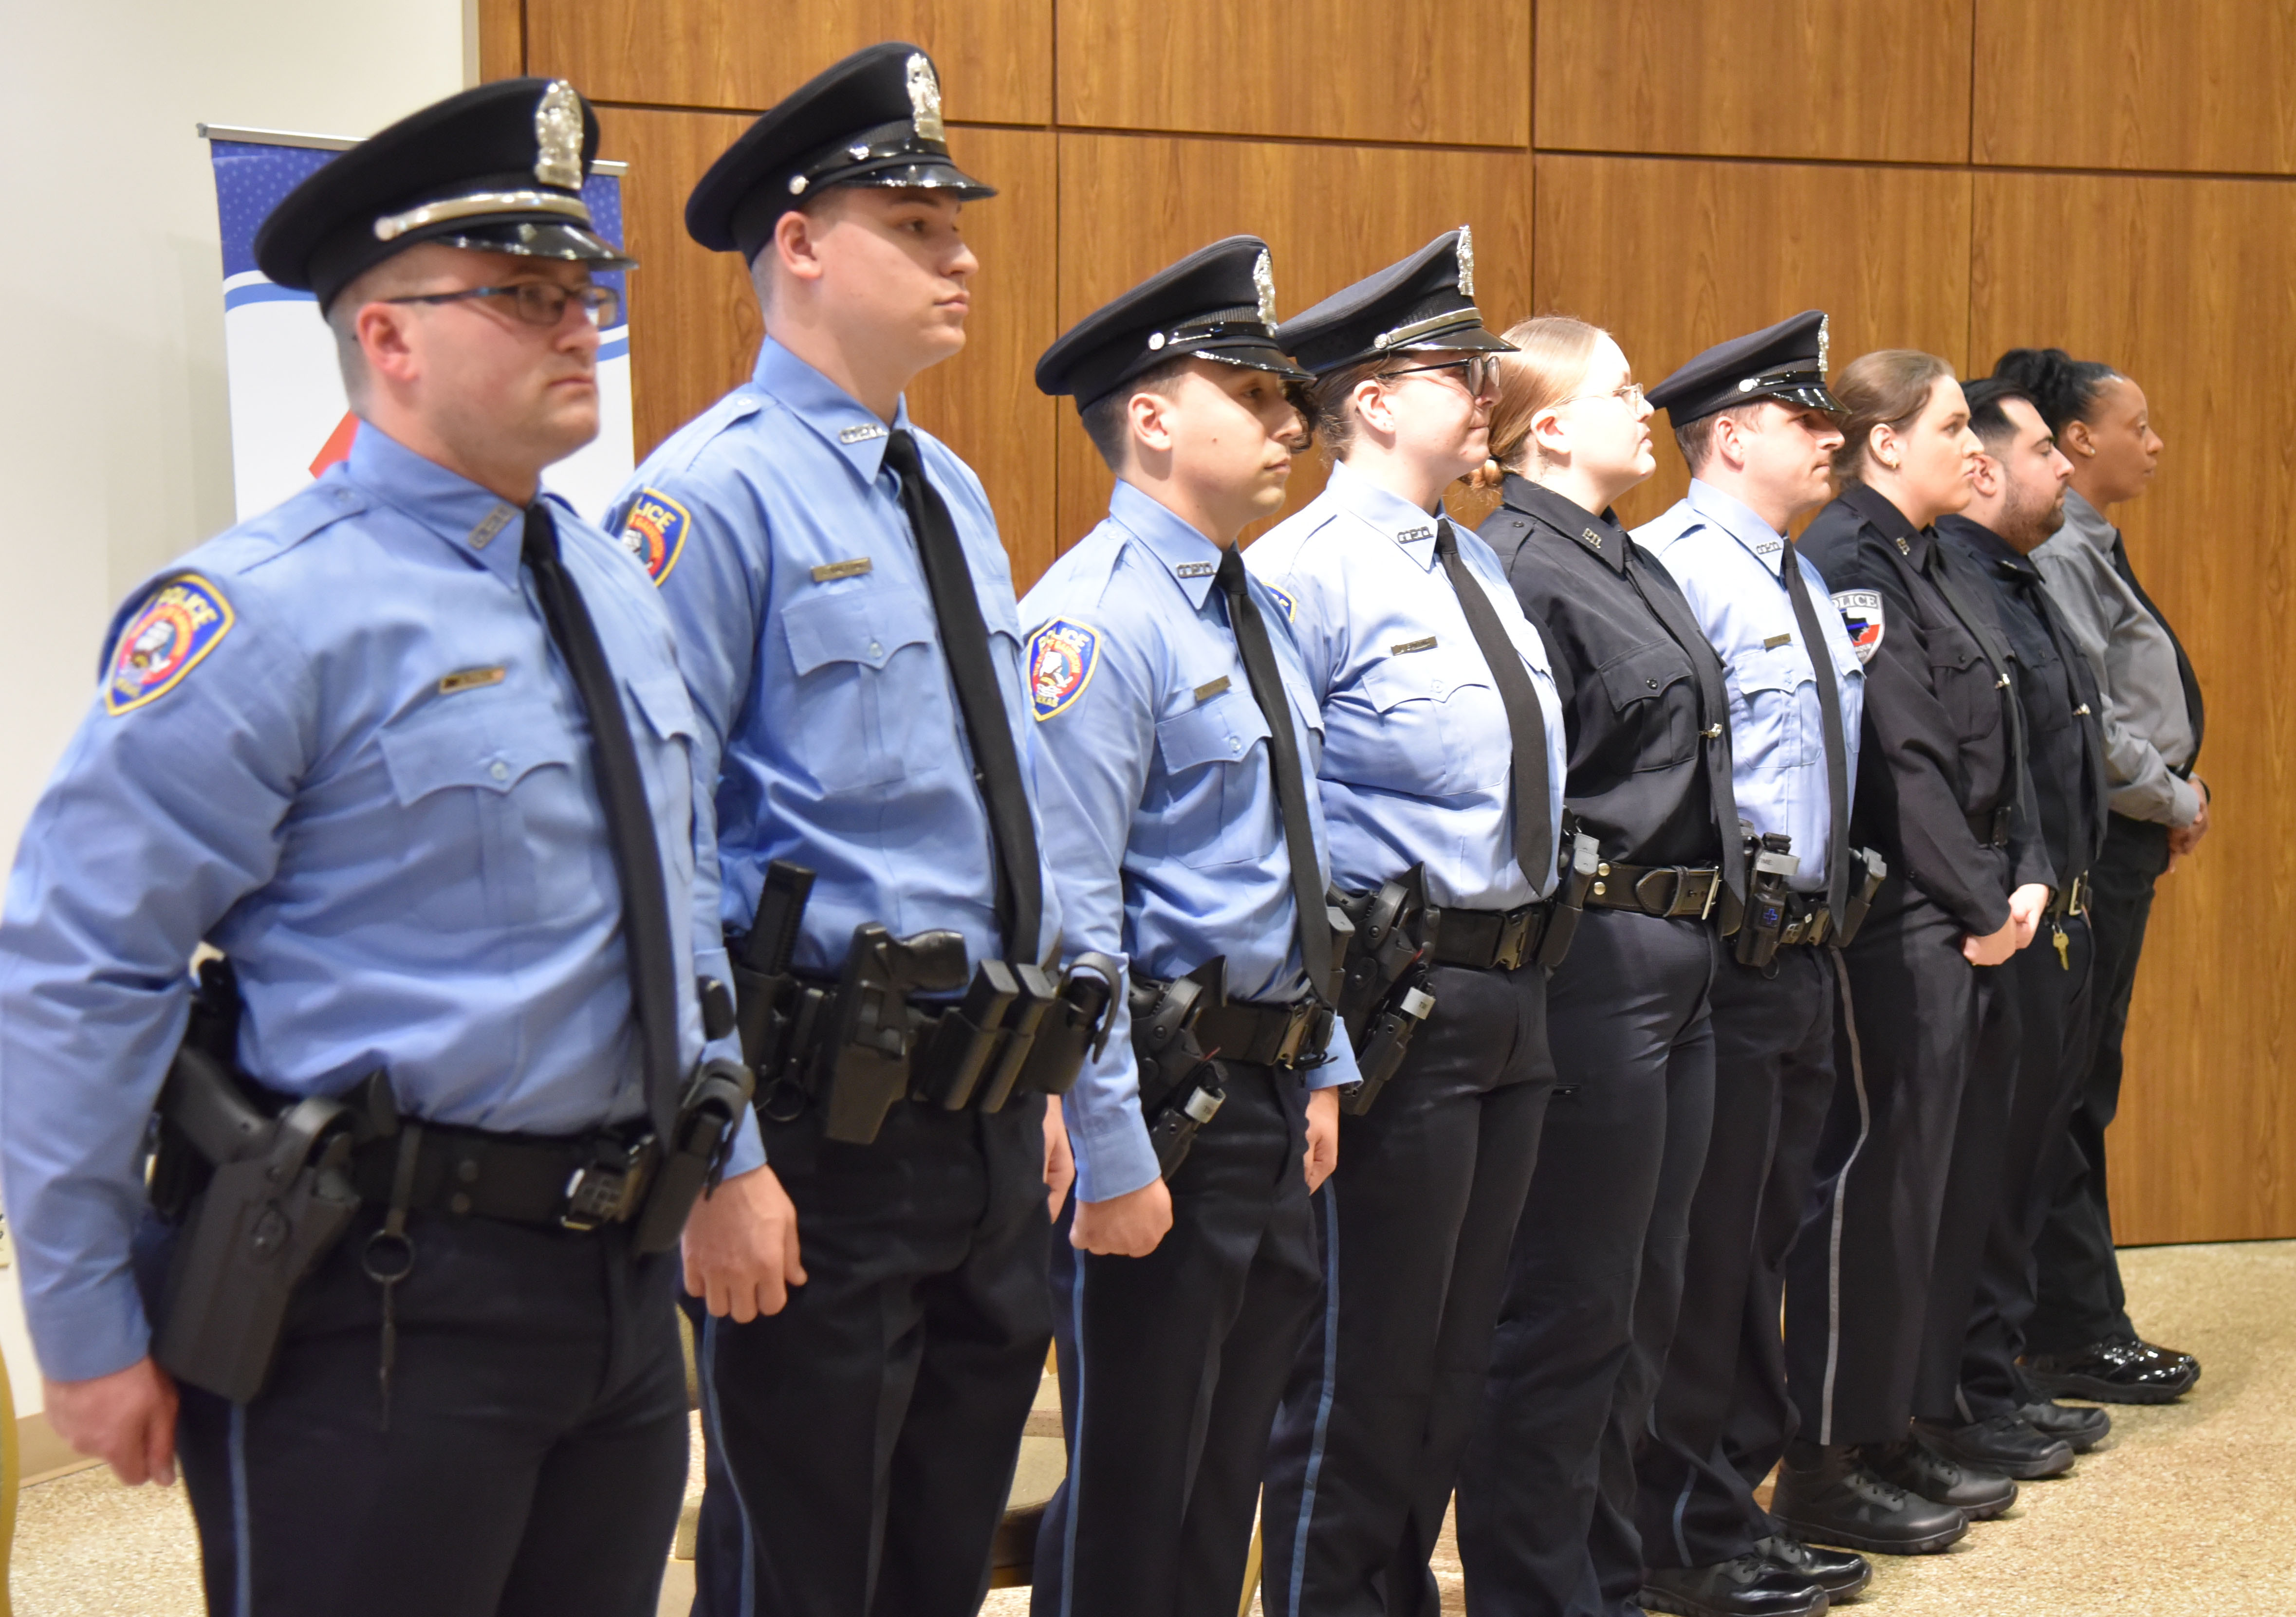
[1914,1414,2075,1479]
[2023,1337,2199,1404]
[1756,1533,1870,1599]
[1641,1557,1828,1617]
[1862,1438,2018,1521]
[2018,1398,2111,1452]
[1771,1443,1966,1555]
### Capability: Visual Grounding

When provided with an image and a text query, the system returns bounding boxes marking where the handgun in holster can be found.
[1333,866,1437,1117]
[1834,846,1889,947]
[1734,832,1799,970]
[1129,962,1228,1180]
[1537,822,1603,969]
[814,922,968,1144]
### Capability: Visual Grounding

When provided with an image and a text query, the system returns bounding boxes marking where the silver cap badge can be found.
[1457,224,1476,297]
[1817,314,1831,376]
[534,81,585,190]
[1253,249,1277,326]
[907,54,946,143]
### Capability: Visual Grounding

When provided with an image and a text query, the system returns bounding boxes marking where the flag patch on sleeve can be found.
[105,574,236,715]
[1027,619,1100,720]
[1833,589,1884,665]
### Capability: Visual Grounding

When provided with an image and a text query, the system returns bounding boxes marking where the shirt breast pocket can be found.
[377,695,590,930]
[781,585,944,794]
[1595,641,1697,772]
[1724,644,1810,771]
[623,667,699,893]
[1361,649,1504,792]
[1926,635,2003,750]
[1155,689,1272,868]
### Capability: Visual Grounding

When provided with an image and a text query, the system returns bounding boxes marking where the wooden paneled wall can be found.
[484,0,2296,1247]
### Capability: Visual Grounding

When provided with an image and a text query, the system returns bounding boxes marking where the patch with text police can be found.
[1263,583,1297,623]
[1833,589,1885,665]
[617,488,691,586]
[105,574,236,715]
[1027,619,1101,720]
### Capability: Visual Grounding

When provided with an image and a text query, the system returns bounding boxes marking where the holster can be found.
[1734,833,1799,970]
[1129,963,1228,1180]
[630,1056,756,1253]
[1010,953,1121,1100]
[1835,846,1889,947]
[1333,868,1437,1117]
[815,922,968,1144]
[1538,826,1601,969]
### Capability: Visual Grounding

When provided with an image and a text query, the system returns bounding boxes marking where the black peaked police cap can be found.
[1647,310,1843,425]
[686,43,995,262]
[1036,237,1311,410]
[1278,228,1512,376]
[254,77,631,312]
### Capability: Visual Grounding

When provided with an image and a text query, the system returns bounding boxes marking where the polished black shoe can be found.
[1862,1438,2018,1521]
[1771,1444,1967,1555]
[1641,1556,1828,1617]
[1914,1414,2075,1480]
[2022,1336,2199,1404]
[2018,1398,2112,1452]
[1756,1533,1870,1600]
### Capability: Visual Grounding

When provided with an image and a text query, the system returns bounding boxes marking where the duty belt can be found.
[1584,861,1724,920]
[1966,806,2014,848]
[1427,900,1557,972]
[1193,995,1335,1070]
[2048,873,2091,920]
[350,1120,662,1232]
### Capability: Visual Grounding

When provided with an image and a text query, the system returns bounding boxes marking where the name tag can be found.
[1193,676,1231,702]
[1763,633,1793,650]
[1176,561,1217,578]
[439,665,506,695]
[1391,635,1438,655]
[838,423,887,444]
[811,557,874,583]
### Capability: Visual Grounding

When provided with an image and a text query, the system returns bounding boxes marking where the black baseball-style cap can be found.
[1278,228,1513,376]
[1647,311,1843,425]
[254,78,632,312]
[1035,237,1311,410]
[685,43,994,262]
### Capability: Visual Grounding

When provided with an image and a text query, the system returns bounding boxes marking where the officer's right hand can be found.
[1070,1177,1173,1258]
[683,1163,807,1321]
[1960,915,2021,967]
[44,1356,178,1487]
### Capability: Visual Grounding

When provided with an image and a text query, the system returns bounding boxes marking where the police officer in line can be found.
[1458,318,1739,1617]
[0,79,728,1614]
[1021,237,1358,1617]
[1777,352,2054,1554]
[1935,378,2115,1467]
[1630,312,1874,1617]
[1246,229,1571,1617]
[607,44,1081,1617]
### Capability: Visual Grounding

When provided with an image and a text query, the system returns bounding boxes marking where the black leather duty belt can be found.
[351,1121,661,1233]
[1194,996,1335,1070]
[2048,873,2090,920]
[1584,862,1724,920]
[1428,900,1556,972]
[1965,806,2014,848]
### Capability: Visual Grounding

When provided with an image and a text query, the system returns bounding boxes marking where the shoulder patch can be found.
[1833,589,1884,665]
[1262,583,1297,623]
[106,574,236,714]
[1027,619,1101,720]
[617,489,690,586]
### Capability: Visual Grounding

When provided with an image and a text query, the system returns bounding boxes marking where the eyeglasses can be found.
[1382,355,1498,397]
[384,281,621,330]
[1554,380,1646,412]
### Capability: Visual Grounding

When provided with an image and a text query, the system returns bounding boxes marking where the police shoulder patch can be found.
[617,488,691,587]
[106,574,236,715]
[1262,583,1297,623]
[1027,619,1101,721]
[1833,589,1885,665]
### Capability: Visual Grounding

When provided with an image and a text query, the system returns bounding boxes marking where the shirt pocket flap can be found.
[379,699,578,805]
[624,666,698,742]
[1596,641,1692,710]
[1359,646,1494,712]
[1728,643,1808,698]
[1157,689,1269,774]
[782,587,937,676]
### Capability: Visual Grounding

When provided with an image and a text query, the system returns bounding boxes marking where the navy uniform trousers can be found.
[1637,943,1836,1570]
[1458,908,1718,1617]
[1261,960,1553,1617]
[1959,914,2097,1418]
[688,1095,1053,1617]
[1034,1063,1319,1617]
[1782,893,2019,1446]
[2029,814,2167,1352]
[171,1210,688,1617]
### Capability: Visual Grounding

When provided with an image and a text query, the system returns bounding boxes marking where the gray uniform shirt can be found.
[2031,487,2199,826]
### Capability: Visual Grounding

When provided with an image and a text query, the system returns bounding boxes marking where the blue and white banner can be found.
[206,136,633,523]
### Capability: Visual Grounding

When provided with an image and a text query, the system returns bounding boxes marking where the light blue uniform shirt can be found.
[1245,460,1568,907]
[1639,479,1866,893]
[1020,481,1361,1204]
[607,338,1063,989]
[0,425,741,1383]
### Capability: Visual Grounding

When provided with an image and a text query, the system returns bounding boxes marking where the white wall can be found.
[0,0,471,1413]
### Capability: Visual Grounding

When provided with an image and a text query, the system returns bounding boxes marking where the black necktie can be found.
[1217,545,1334,1001]
[1620,538,1747,903]
[1434,518,1554,890]
[2110,534,2205,768]
[522,503,682,1140]
[881,429,1043,962]
[1924,540,2032,833]
[1781,536,1852,917]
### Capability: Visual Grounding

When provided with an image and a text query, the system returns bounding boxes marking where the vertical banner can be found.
[204,133,633,523]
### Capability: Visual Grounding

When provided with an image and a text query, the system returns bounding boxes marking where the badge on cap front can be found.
[1253,250,1277,327]
[907,54,945,142]
[534,81,585,189]
[1457,224,1475,297]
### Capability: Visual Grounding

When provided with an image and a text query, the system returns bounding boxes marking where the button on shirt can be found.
[2030,488,2201,827]
[1244,461,1567,907]
[1021,481,1361,1204]
[1640,479,1865,895]
[0,425,732,1382]
[607,337,1064,983]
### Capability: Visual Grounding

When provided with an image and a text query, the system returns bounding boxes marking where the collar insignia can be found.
[1253,250,1277,327]
[1176,560,1218,578]
[469,505,517,550]
[839,423,888,444]
[1582,527,1604,551]
[1457,224,1476,297]
[534,81,585,190]
[907,54,946,143]
[1895,534,1911,555]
